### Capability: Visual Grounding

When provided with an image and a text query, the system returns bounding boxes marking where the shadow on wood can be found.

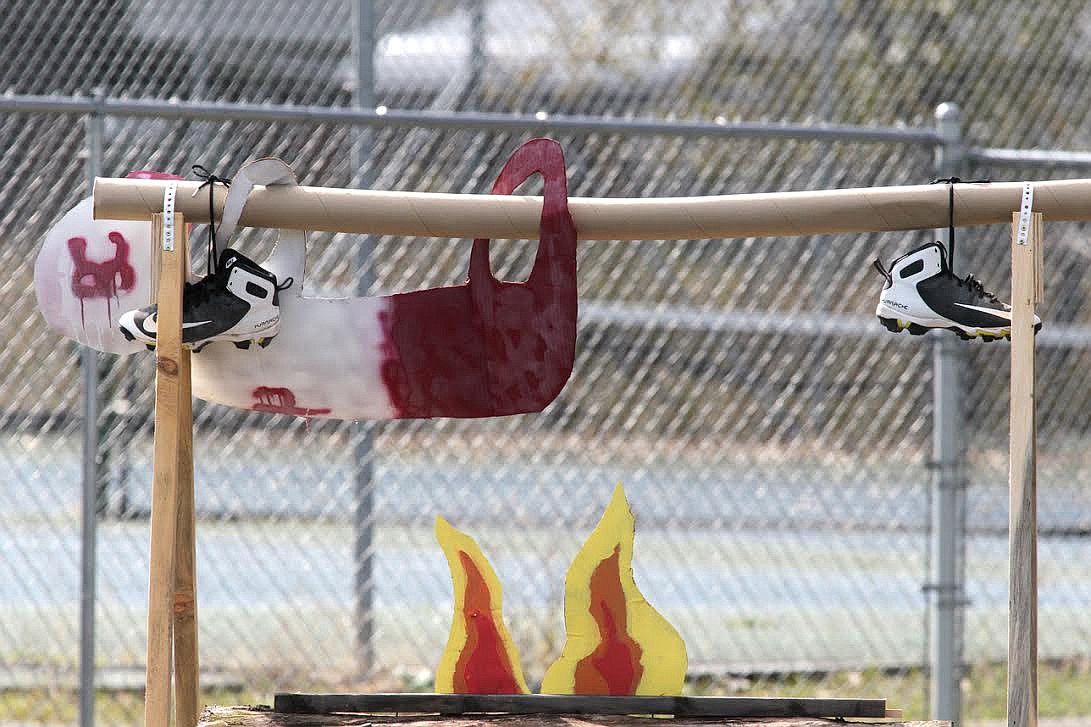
[272,693,887,718]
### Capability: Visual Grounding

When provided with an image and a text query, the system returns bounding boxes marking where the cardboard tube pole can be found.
[94,177,1091,239]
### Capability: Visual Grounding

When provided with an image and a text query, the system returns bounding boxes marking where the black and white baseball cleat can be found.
[118,248,293,351]
[875,242,1041,341]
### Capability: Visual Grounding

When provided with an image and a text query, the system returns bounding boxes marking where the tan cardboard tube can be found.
[93,177,1091,240]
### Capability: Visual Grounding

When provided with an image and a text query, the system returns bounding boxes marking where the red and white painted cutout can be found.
[35,142,578,421]
[379,138,578,418]
[34,171,185,354]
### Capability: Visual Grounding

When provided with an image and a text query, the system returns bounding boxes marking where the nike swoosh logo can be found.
[142,316,212,334]
[953,303,1011,321]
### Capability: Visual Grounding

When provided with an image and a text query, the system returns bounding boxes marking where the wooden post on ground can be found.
[145,210,200,727]
[1008,210,1042,727]
[174,339,199,727]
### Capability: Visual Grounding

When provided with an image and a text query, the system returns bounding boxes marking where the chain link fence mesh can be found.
[1,1,1090,725]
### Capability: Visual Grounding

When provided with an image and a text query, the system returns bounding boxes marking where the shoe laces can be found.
[183,271,222,308]
[930,177,990,269]
[192,165,232,277]
[954,271,1001,303]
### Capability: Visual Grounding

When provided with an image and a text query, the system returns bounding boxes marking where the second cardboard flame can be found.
[541,483,687,695]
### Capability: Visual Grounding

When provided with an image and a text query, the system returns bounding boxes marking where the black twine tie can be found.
[192,165,232,276]
[931,176,989,272]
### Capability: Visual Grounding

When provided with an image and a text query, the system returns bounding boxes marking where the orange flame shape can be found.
[573,544,643,694]
[435,516,529,694]
[541,483,687,695]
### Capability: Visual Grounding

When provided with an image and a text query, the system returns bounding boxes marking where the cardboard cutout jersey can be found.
[34,171,184,355]
[34,140,578,420]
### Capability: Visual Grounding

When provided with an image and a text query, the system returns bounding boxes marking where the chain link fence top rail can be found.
[1,1,1090,725]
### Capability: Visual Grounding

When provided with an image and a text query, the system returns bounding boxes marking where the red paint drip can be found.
[251,387,332,417]
[573,545,644,695]
[379,138,578,419]
[67,232,137,327]
[452,551,522,694]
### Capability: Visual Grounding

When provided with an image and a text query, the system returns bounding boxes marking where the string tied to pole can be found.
[191,165,232,276]
[930,176,989,271]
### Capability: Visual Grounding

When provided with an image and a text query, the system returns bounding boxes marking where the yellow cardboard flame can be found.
[435,515,529,694]
[541,483,687,695]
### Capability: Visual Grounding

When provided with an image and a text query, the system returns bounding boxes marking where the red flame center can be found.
[573,545,644,694]
[453,551,522,694]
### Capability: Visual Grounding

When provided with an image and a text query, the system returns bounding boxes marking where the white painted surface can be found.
[33,198,154,355]
[191,229,396,419]
[37,159,398,419]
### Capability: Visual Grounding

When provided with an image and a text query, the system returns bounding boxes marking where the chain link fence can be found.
[1,1,1090,725]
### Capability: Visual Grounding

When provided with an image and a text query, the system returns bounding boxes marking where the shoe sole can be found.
[877,316,1041,342]
[137,334,278,352]
[229,337,276,351]
[119,319,279,352]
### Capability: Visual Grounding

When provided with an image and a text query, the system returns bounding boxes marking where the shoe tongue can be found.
[930,242,954,274]
[219,249,240,272]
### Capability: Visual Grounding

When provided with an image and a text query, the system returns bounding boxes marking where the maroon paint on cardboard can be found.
[252,386,332,417]
[67,232,137,327]
[378,138,578,419]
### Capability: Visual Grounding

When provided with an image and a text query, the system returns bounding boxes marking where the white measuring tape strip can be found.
[1016,182,1034,246]
[162,182,178,251]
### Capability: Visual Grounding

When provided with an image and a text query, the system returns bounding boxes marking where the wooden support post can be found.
[145,211,199,727]
[1008,211,1041,727]
[174,339,199,727]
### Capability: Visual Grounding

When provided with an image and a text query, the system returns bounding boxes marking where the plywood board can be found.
[204,707,939,727]
[272,693,888,718]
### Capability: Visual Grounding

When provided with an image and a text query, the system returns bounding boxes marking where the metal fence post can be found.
[79,89,105,727]
[929,101,967,724]
[351,0,377,678]
[467,0,486,105]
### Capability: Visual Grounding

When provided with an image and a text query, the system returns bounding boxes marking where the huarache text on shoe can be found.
[118,248,293,351]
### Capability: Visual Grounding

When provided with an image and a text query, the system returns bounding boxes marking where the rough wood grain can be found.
[1008,212,1039,727]
[1033,214,1044,304]
[174,230,199,727]
[274,694,886,719]
[145,212,186,727]
[201,706,947,727]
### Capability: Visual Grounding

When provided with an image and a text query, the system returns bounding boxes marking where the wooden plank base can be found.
[203,707,942,727]
[273,694,886,719]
